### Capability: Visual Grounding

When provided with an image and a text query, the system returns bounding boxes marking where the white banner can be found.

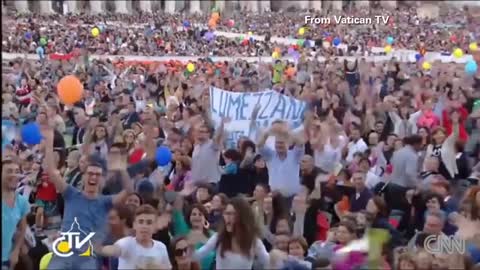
[209,87,306,147]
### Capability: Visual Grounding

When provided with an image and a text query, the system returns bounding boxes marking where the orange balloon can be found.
[57,75,84,105]
[208,18,217,28]
[211,12,220,20]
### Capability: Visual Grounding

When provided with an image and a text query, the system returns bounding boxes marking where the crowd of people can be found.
[2,3,480,270]
[1,4,479,57]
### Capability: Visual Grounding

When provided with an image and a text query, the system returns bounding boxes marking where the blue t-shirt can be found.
[223,163,238,175]
[2,193,30,262]
[61,185,113,250]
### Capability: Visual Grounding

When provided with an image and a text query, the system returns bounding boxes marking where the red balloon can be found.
[450,35,457,43]
[227,19,235,28]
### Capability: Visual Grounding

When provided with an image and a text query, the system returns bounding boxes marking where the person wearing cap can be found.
[136,180,156,206]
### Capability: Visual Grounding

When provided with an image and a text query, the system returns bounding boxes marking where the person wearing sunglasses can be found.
[170,236,200,270]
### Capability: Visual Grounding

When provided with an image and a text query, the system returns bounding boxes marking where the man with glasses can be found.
[101,204,172,269]
[2,160,30,270]
[41,115,133,270]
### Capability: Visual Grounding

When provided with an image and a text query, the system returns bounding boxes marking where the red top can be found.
[36,172,57,201]
[442,107,469,142]
[15,85,31,105]
[128,148,145,164]
[315,212,330,242]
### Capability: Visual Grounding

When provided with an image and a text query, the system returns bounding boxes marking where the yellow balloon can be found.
[39,252,53,270]
[248,31,253,36]
[298,27,305,35]
[384,45,392,53]
[422,61,432,70]
[186,63,195,73]
[272,51,280,59]
[453,48,464,58]
[469,42,478,52]
[91,27,100,37]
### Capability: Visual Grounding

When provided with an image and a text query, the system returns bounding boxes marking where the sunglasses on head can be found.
[174,247,188,257]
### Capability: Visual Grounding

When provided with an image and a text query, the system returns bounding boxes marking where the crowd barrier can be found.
[1,50,473,64]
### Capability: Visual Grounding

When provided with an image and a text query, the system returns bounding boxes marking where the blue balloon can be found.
[183,20,190,27]
[333,37,341,46]
[415,53,422,61]
[155,146,172,166]
[25,32,32,39]
[21,122,42,145]
[386,36,394,45]
[465,60,478,76]
[98,25,106,32]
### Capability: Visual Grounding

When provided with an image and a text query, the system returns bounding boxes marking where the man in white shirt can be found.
[258,124,304,198]
[101,205,172,270]
[345,124,368,163]
[358,157,381,189]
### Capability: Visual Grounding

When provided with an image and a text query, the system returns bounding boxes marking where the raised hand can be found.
[292,194,307,214]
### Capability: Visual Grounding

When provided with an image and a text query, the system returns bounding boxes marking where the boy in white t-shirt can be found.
[101,204,172,270]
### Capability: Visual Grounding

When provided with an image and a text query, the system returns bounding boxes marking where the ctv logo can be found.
[52,217,96,257]
[424,235,466,255]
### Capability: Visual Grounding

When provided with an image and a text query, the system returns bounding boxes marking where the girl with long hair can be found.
[206,193,228,231]
[193,197,269,269]
[85,123,111,159]
[170,155,192,192]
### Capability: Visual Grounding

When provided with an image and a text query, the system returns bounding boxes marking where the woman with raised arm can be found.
[192,197,269,269]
